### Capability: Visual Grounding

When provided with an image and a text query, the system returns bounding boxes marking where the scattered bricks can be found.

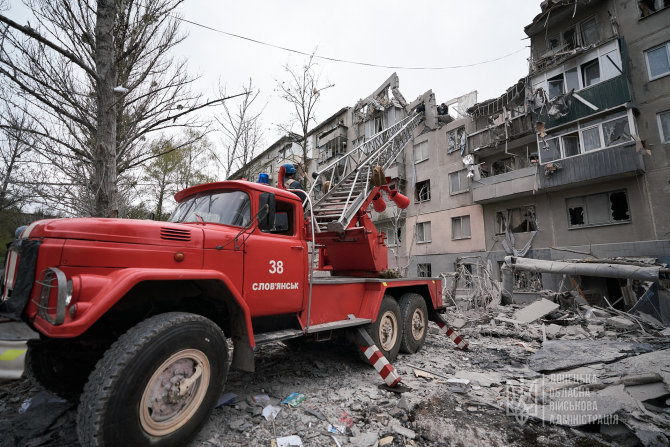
[607,316,636,331]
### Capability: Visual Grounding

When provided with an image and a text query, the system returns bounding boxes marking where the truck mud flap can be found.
[0,321,39,380]
[430,312,469,350]
[354,327,402,387]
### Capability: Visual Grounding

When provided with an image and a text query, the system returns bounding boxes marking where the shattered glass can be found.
[603,117,631,146]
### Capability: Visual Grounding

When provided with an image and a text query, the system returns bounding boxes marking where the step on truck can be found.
[0,112,457,447]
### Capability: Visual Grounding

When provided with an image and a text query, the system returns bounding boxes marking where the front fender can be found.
[32,268,254,346]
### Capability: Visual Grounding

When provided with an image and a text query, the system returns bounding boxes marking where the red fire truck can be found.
[0,113,460,447]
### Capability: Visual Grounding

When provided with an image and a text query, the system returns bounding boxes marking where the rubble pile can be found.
[0,291,668,446]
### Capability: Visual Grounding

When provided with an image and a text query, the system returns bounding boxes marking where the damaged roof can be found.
[524,0,601,36]
[466,78,527,118]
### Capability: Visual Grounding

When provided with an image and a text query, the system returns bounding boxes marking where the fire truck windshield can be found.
[169,189,251,227]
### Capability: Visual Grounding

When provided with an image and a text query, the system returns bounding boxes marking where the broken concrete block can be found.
[379,436,394,446]
[607,316,636,331]
[545,324,562,337]
[445,378,471,393]
[451,318,466,329]
[514,298,560,324]
[392,425,416,439]
[348,432,378,447]
[455,371,501,387]
[624,382,669,402]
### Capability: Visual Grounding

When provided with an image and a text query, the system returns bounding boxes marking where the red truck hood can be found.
[23,218,205,248]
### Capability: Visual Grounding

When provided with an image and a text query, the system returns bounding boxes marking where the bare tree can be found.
[0,96,39,213]
[276,53,333,188]
[215,79,264,179]
[0,0,231,217]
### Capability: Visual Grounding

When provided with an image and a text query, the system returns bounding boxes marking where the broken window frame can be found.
[495,206,537,235]
[580,17,599,47]
[415,179,431,203]
[451,215,471,240]
[449,169,469,195]
[447,126,466,154]
[638,0,670,18]
[514,270,543,292]
[657,109,670,143]
[531,41,623,96]
[547,74,565,100]
[415,221,431,244]
[417,263,432,278]
[644,40,670,81]
[538,111,634,163]
[413,140,429,164]
[566,189,631,229]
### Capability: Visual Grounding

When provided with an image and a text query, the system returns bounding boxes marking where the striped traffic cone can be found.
[356,328,402,387]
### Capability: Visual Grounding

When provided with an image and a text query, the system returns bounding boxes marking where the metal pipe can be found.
[504,256,661,282]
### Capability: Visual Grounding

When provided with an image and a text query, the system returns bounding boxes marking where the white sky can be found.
[6,0,543,149]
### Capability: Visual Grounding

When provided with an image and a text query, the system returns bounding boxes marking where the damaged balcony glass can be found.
[496,206,537,234]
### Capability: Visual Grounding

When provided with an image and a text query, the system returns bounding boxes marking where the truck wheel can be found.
[398,293,428,354]
[77,312,228,447]
[24,340,101,399]
[365,296,402,362]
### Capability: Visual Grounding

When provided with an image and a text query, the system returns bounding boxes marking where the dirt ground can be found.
[0,320,636,447]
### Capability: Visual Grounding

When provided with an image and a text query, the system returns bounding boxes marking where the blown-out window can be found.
[566,190,631,228]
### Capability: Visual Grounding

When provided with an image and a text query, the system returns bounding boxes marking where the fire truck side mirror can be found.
[258,192,276,231]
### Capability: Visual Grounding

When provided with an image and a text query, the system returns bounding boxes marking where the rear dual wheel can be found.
[77,312,228,447]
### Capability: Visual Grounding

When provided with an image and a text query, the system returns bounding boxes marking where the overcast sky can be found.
[6,0,543,150]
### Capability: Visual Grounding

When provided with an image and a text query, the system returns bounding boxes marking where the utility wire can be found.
[175,15,527,71]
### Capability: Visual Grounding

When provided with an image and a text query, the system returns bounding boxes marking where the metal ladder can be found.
[307,113,423,233]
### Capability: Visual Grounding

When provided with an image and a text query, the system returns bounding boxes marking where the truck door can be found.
[243,197,306,316]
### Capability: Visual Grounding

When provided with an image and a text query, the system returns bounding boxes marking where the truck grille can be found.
[160,227,191,242]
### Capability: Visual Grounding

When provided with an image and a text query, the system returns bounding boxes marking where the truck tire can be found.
[398,293,428,354]
[24,339,101,399]
[365,296,402,362]
[77,312,228,447]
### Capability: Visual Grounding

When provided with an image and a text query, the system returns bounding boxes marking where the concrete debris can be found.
[513,298,560,323]
[348,432,378,447]
[451,317,467,329]
[392,424,416,439]
[607,316,637,330]
[529,339,653,372]
[3,287,669,447]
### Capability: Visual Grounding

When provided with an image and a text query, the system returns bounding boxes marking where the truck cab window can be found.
[262,200,295,235]
[169,190,251,227]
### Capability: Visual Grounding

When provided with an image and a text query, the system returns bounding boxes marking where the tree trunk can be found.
[94,0,119,218]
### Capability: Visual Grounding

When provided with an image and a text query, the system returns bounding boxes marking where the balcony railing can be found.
[539,143,644,189]
[535,74,632,129]
[468,115,534,151]
[472,166,538,203]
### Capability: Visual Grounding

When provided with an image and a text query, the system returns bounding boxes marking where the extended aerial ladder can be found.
[307,113,423,234]
[302,112,424,276]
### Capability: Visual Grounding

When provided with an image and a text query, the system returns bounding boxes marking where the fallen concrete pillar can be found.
[504,256,661,282]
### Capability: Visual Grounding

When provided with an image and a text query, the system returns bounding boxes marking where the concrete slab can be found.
[514,298,560,324]
[625,382,669,401]
[529,340,653,372]
[607,316,636,330]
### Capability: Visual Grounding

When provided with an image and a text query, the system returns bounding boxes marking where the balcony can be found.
[472,166,538,203]
[536,74,632,130]
[317,124,347,146]
[539,143,645,190]
[468,115,534,151]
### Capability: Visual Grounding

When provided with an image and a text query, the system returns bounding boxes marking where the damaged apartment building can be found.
[459,0,670,303]
[232,0,669,306]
